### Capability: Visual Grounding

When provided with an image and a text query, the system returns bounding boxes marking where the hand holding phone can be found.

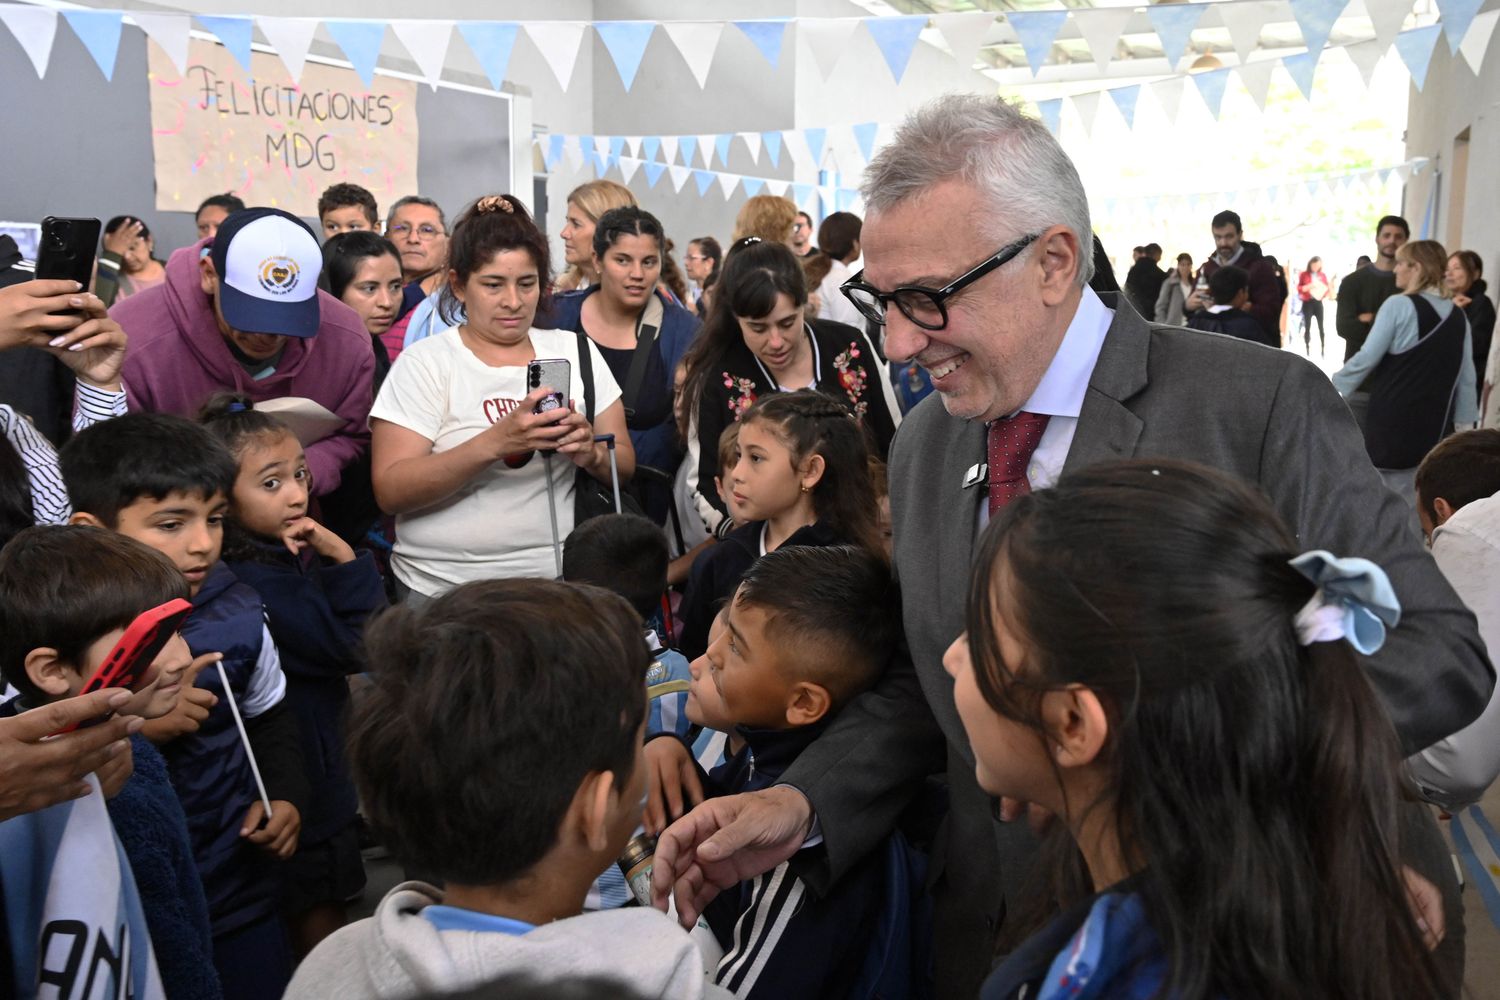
[35,217,102,317]
[527,358,570,415]
[54,599,194,735]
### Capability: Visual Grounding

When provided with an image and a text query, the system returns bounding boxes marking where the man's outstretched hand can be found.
[650,785,813,928]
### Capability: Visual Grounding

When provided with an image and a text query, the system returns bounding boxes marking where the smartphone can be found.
[54,598,194,735]
[527,358,571,415]
[35,217,102,314]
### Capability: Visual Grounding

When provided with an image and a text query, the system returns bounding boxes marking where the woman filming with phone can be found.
[369,195,633,603]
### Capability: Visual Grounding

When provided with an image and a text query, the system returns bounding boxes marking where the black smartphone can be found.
[527,358,570,415]
[35,217,101,315]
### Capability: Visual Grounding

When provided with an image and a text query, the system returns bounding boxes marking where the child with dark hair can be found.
[285,578,728,999]
[318,182,379,239]
[200,394,386,956]
[1186,264,1275,346]
[677,390,884,658]
[1409,429,1500,808]
[0,524,219,1000]
[949,460,1442,999]
[59,412,307,1000]
[665,544,922,999]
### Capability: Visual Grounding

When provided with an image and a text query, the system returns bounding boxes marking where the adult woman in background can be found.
[1333,239,1474,503]
[1447,250,1497,421]
[95,216,166,307]
[731,195,798,246]
[1298,256,1331,356]
[684,237,722,312]
[555,180,636,292]
[322,231,405,392]
[679,237,899,535]
[550,207,699,521]
[370,196,632,601]
[1154,252,1195,325]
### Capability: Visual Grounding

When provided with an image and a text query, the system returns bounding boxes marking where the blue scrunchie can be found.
[1288,550,1401,655]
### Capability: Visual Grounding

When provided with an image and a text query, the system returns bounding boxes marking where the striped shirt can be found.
[1,380,127,523]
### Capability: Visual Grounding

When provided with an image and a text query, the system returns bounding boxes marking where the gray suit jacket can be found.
[780,292,1495,891]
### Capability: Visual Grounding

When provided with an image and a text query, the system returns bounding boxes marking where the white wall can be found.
[1403,15,1500,288]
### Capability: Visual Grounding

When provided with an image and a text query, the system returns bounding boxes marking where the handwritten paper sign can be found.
[149,39,419,219]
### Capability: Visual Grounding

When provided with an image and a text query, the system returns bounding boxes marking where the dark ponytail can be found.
[739,390,883,560]
[966,459,1441,999]
[439,195,550,327]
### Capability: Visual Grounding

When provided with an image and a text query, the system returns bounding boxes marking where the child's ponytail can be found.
[198,392,291,460]
[740,390,884,559]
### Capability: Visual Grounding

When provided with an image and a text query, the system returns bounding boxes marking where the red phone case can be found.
[54,598,194,735]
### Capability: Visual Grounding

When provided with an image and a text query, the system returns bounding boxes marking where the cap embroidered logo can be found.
[259,257,300,296]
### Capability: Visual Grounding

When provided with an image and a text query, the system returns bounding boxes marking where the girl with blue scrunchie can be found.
[949,459,1444,1000]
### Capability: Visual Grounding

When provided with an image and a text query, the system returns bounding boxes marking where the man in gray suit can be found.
[652,95,1493,995]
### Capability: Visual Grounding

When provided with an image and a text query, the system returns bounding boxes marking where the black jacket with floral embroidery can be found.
[692,318,899,524]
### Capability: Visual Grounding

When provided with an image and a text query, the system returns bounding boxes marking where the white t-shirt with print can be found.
[370,326,623,596]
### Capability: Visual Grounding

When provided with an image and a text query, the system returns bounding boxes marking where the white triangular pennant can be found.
[932,11,997,71]
[1344,38,1387,85]
[392,20,455,89]
[131,12,191,75]
[696,133,716,167]
[741,132,762,163]
[1218,1,1274,64]
[1075,8,1134,75]
[1460,8,1500,73]
[525,21,587,90]
[1237,59,1276,109]
[662,21,725,88]
[1071,91,1102,135]
[1395,163,1412,182]
[593,136,611,158]
[256,16,319,84]
[565,142,584,172]
[766,178,791,197]
[1365,0,1414,52]
[1153,76,1186,123]
[669,163,692,193]
[660,135,679,165]
[799,17,860,80]
[619,156,642,185]
[0,5,57,78]
[718,172,740,198]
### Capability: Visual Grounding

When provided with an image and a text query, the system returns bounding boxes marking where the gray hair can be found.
[862,94,1095,288]
[387,194,447,233]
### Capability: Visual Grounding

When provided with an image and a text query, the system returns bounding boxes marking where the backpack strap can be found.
[621,293,665,419]
[575,331,596,423]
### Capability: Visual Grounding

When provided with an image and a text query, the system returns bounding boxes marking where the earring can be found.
[800,484,811,493]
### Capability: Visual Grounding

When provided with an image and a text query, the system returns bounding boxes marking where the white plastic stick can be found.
[216,660,274,820]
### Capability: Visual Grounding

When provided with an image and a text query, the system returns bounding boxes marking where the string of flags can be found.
[1096,156,1431,217]
[533,126,888,179]
[0,0,1493,94]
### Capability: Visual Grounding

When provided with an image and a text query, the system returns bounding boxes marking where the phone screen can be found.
[54,598,194,736]
[528,358,571,415]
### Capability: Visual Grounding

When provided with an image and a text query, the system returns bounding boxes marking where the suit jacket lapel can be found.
[1064,291,1149,475]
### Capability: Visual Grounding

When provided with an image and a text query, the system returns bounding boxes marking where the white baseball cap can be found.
[209,208,322,338]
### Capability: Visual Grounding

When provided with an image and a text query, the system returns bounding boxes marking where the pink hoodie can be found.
[113,239,374,494]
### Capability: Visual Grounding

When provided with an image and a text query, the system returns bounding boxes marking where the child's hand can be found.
[241,799,301,859]
[140,653,221,745]
[281,516,355,564]
[643,737,704,836]
[96,737,134,799]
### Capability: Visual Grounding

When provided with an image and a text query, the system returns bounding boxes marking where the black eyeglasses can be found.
[840,232,1041,331]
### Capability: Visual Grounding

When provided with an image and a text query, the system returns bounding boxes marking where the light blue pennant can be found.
[1438,0,1486,52]
[734,20,789,68]
[865,14,927,82]
[1109,84,1140,128]
[325,20,387,88]
[1007,10,1068,74]
[643,161,667,187]
[608,136,626,159]
[693,169,715,196]
[595,20,654,90]
[762,131,783,167]
[545,134,565,170]
[458,23,519,91]
[1146,3,1206,67]
[792,182,815,207]
[714,134,733,165]
[804,127,827,165]
[1036,97,1063,134]
[679,135,699,167]
[1193,66,1231,118]
[1394,24,1443,88]
[196,15,254,74]
[62,9,122,81]
[742,177,766,197]
[1281,49,1320,99]
[642,136,661,162]
[852,122,878,162]
[1289,0,1348,55]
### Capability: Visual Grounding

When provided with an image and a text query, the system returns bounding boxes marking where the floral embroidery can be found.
[832,343,869,418]
[723,373,759,420]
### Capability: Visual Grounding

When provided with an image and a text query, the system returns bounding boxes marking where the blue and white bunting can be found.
[743,177,766,197]
[195,15,253,74]
[643,161,667,188]
[1394,23,1443,87]
[525,21,587,90]
[1281,48,1320,98]
[1289,0,1349,55]
[131,11,191,75]
[1193,65,1232,118]
[1146,3,1206,68]
[1437,0,1486,52]
[324,20,386,88]
[693,169,715,196]
[763,131,783,167]
[0,4,57,78]
[804,127,827,166]
[734,19,789,68]
[1109,84,1141,128]
[852,122,879,162]
[257,16,319,84]
[793,182,815,208]
[663,21,724,88]
[1036,97,1063,134]
[679,135,699,168]
[714,134,733,166]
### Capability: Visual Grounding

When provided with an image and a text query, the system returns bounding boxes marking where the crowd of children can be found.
[0,159,1495,1000]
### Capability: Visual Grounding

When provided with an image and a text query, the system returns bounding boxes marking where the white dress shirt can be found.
[977,287,1115,528]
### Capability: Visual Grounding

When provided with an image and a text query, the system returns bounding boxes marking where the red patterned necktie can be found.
[987,411,1051,516]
